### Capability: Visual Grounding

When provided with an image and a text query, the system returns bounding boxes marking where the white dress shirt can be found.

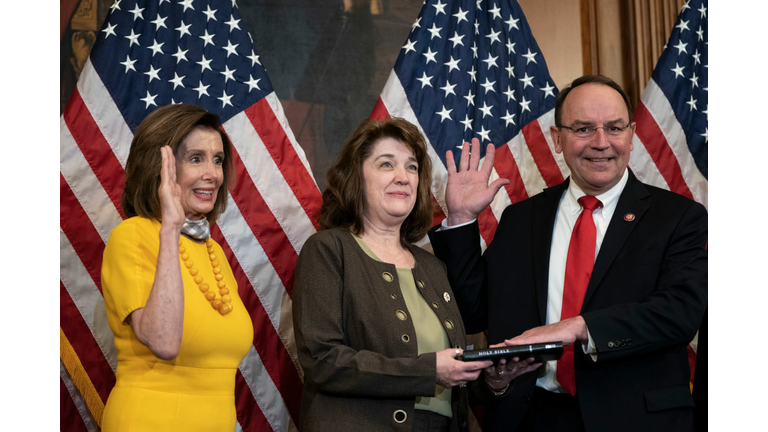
[537,168,628,392]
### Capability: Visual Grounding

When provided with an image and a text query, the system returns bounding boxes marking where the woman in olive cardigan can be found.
[293,118,492,431]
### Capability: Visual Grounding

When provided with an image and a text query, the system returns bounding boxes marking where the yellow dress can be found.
[100,217,254,431]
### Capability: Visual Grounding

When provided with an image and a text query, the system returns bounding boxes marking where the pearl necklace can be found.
[179,238,234,316]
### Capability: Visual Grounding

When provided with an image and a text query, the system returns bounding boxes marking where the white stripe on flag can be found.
[77,60,133,167]
[217,195,300,368]
[536,110,570,179]
[60,230,118,371]
[629,134,671,192]
[238,346,292,432]
[487,161,513,222]
[506,132,547,198]
[378,71,421,124]
[264,92,318,180]
[60,120,123,243]
[223,111,316,254]
[639,79,708,207]
[60,360,99,432]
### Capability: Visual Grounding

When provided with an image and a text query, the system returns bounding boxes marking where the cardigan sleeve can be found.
[428,221,489,334]
[293,232,438,398]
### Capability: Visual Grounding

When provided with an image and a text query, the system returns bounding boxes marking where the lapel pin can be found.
[443,292,451,302]
[624,213,635,222]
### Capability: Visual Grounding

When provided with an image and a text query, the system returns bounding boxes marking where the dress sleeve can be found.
[101,219,162,325]
[293,233,437,398]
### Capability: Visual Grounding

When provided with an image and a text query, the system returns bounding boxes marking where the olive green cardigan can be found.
[293,228,471,432]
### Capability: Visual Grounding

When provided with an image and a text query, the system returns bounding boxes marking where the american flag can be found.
[59,0,318,430]
[371,0,565,248]
[628,0,708,386]
[630,0,708,208]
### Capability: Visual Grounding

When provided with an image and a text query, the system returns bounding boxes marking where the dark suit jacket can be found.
[293,228,471,432]
[429,171,707,432]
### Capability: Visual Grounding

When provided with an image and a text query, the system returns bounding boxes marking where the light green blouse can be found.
[353,235,452,418]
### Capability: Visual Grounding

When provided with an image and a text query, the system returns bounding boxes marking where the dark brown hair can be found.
[320,117,433,246]
[554,75,634,126]
[121,104,234,224]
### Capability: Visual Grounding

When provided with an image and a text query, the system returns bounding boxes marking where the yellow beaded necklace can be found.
[179,238,234,316]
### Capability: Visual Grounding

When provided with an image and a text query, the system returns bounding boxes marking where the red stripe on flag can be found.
[244,100,322,229]
[633,103,694,200]
[431,194,447,228]
[235,371,274,432]
[60,282,116,403]
[473,143,530,244]
[493,145,528,204]
[212,225,303,423]
[369,98,390,121]
[475,142,533,245]
[493,143,530,205]
[226,148,299,297]
[521,121,564,187]
[477,206,498,245]
[61,174,107,292]
[62,88,126,218]
[61,378,88,432]
[687,344,696,384]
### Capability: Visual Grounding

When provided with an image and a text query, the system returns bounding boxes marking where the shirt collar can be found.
[564,168,629,219]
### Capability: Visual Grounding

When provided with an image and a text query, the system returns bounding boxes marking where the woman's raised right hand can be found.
[436,348,493,389]
[159,146,185,231]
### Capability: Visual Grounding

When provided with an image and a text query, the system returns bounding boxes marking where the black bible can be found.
[459,342,564,363]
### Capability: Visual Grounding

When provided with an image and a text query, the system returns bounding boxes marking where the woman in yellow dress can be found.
[100,104,253,431]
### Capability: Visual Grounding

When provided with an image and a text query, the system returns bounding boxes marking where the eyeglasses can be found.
[558,123,631,139]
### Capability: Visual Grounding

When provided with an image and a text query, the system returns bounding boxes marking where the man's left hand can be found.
[503,316,588,347]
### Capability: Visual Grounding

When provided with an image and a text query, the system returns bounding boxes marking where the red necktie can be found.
[557,195,602,396]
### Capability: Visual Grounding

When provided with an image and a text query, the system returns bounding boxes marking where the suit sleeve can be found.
[428,222,488,334]
[292,233,437,398]
[581,201,708,362]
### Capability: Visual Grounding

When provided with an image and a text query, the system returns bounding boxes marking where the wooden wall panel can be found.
[594,0,625,90]
[523,0,685,106]
[626,0,684,103]
[518,0,583,90]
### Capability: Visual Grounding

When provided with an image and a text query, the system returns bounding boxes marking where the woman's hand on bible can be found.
[436,348,493,389]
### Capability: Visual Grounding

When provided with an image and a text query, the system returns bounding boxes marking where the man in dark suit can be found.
[429,75,707,432]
